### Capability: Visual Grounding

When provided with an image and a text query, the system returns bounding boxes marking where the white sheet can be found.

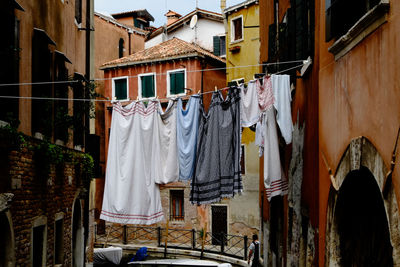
[240,81,260,127]
[100,101,164,225]
[154,100,179,184]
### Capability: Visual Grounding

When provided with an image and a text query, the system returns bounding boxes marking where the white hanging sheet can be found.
[100,101,164,225]
[240,81,260,127]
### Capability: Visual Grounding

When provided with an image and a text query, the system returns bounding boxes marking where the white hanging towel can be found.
[271,74,293,144]
[240,81,260,127]
[100,101,164,225]
[154,100,179,184]
[261,108,288,201]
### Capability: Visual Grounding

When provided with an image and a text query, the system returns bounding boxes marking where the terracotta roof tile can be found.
[101,38,226,69]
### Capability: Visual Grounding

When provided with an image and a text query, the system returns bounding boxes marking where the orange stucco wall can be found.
[16,0,88,139]
[318,1,400,265]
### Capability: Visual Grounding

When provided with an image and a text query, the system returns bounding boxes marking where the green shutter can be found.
[114,79,127,100]
[141,75,154,98]
[170,71,184,95]
[213,36,220,56]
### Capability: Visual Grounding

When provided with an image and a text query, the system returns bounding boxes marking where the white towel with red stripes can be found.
[100,101,164,225]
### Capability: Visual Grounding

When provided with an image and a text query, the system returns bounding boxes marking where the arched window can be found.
[118,38,124,58]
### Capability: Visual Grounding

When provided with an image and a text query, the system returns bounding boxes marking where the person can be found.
[248,234,260,267]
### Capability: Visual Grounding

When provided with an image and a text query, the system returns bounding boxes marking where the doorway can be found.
[211,205,227,245]
[0,211,15,267]
[334,167,393,266]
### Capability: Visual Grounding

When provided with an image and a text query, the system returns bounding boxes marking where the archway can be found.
[325,137,400,266]
[0,211,15,267]
[72,198,84,267]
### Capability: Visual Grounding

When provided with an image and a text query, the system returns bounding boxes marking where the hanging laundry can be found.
[100,101,164,225]
[260,109,289,201]
[154,100,179,184]
[257,76,275,112]
[177,96,201,181]
[271,74,293,144]
[240,81,260,127]
[191,87,243,204]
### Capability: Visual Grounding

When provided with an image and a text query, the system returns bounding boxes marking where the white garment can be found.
[93,247,122,265]
[261,109,288,201]
[100,101,164,225]
[154,100,179,184]
[240,81,260,127]
[271,74,293,144]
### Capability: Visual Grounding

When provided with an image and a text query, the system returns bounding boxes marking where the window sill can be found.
[328,0,390,60]
[230,39,243,45]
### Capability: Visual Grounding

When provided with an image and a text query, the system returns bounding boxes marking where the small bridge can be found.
[95,224,249,266]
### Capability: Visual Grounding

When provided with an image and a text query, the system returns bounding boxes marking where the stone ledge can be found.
[328,0,390,60]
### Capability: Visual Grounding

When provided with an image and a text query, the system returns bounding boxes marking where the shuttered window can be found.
[170,190,184,221]
[140,74,155,98]
[231,16,243,42]
[113,77,128,100]
[325,0,380,41]
[168,70,185,96]
[213,36,226,56]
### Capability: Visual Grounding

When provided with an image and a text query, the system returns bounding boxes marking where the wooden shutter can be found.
[170,71,184,95]
[170,73,176,95]
[141,75,154,98]
[114,79,127,100]
[268,23,277,62]
[213,36,220,56]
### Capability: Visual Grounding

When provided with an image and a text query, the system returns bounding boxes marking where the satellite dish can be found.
[190,15,198,29]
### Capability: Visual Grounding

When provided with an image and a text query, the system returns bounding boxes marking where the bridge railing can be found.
[95,224,249,260]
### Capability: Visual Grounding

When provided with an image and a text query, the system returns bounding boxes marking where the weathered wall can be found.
[0,139,85,266]
[318,0,400,265]
[16,0,88,137]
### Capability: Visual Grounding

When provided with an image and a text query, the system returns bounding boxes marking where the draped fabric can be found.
[191,88,243,204]
[240,81,260,127]
[100,101,164,225]
[271,74,293,144]
[155,100,179,184]
[177,96,201,181]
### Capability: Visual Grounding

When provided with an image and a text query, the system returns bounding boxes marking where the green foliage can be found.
[0,123,26,151]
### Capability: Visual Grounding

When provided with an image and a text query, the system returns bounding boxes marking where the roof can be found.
[94,12,147,36]
[224,0,258,15]
[101,37,226,69]
[111,9,155,22]
[165,10,182,17]
[147,8,223,40]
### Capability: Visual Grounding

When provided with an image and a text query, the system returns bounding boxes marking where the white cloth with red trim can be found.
[100,101,164,225]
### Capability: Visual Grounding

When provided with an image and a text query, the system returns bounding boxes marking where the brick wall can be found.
[1,138,86,266]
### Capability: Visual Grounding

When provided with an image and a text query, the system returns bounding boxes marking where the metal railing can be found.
[95,224,249,260]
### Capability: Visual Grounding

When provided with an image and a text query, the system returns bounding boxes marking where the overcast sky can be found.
[95,0,244,27]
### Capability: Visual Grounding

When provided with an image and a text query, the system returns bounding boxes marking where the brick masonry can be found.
[0,138,87,266]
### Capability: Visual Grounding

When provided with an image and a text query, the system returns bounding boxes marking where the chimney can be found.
[220,0,226,13]
[165,10,182,26]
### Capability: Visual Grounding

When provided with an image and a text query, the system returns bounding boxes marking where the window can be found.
[112,77,129,101]
[54,218,64,265]
[231,16,243,42]
[118,38,124,58]
[326,0,380,41]
[170,190,184,221]
[167,69,186,96]
[213,35,226,56]
[54,53,69,143]
[139,73,156,99]
[75,0,82,24]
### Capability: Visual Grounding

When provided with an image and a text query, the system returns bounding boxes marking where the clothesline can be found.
[0,63,305,102]
[0,59,308,87]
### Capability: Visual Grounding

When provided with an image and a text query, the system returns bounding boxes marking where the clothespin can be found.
[136,96,139,101]
[214,86,218,92]
[197,90,201,94]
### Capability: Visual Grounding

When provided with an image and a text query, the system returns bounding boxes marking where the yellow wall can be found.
[226,3,260,83]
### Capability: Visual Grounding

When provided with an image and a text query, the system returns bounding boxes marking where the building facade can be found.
[100,37,226,232]
[259,0,400,265]
[0,0,95,266]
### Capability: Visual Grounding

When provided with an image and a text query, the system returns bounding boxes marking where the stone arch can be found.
[0,209,15,267]
[325,137,400,266]
[72,196,84,267]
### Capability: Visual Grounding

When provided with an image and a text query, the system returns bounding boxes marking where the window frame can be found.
[167,69,187,97]
[170,189,185,221]
[230,15,244,43]
[138,72,156,100]
[112,76,129,101]
[54,213,64,266]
